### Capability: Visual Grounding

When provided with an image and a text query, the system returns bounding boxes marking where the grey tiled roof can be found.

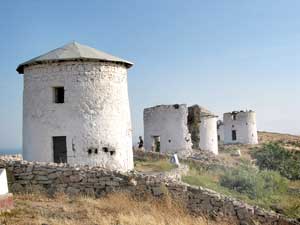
[17,41,133,73]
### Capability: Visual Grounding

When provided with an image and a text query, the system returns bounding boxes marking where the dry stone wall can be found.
[0,157,298,225]
[134,149,225,171]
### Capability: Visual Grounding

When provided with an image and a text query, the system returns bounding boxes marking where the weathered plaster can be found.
[199,115,218,155]
[223,111,258,145]
[22,61,133,171]
[187,105,218,155]
[0,169,8,195]
[143,104,192,155]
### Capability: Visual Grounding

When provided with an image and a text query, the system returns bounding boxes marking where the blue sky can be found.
[1,0,300,150]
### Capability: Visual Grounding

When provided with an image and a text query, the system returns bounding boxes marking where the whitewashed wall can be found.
[143,105,192,155]
[199,116,218,155]
[23,61,133,171]
[223,111,258,145]
[0,169,8,195]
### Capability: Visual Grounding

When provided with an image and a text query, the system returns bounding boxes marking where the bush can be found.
[259,170,288,194]
[252,143,300,180]
[220,166,261,199]
[220,166,288,200]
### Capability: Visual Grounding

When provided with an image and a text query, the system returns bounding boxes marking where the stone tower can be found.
[223,110,258,145]
[143,104,192,156]
[17,42,134,171]
[199,111,218,155]
[188,105,218,155]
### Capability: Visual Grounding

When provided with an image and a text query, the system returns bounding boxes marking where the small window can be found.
[232,130,237,141]
[232,114,237,120]
[53,87,64,103]
[173,104,179,109]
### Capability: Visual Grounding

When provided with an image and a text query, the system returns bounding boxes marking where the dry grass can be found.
[135,159,176,173]
[0,192,232,225]
[217,144,255,169]
[258,131,300,144]
[258,131,300,151]
[218,131,300,167]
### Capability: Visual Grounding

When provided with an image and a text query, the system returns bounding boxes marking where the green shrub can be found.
[259,170,288,194]
[252,143,300,180]
[220,166,261,199]
[219,166,288,200]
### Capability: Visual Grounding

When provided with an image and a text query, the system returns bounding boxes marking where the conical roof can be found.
[17,41,133,74]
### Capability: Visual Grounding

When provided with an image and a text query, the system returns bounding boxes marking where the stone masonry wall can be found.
[134,149,225,171]
[0,157,298,225]
[23,61,133,171]
[187,105,201,149]
[223,111,258,145]
[143,104,192,156]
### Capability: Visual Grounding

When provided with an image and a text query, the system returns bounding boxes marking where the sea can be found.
[0,149,22,155]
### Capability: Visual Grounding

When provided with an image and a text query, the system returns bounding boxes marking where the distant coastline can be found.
[0,149,22,155]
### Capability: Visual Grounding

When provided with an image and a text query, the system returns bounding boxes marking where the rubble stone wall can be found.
[134,149,225,171]
[0,158,298,225]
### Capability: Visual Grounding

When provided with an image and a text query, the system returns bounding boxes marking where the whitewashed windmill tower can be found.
[17,42,134,171]
[223,110,258,145]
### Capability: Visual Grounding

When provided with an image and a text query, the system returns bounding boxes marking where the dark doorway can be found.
[232,130,237,141]
[53,136,67,163]
[152,136,160,152]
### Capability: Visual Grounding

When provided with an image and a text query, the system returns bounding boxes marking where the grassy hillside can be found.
[184,138,300,219]
[1,131,299,224]
[258,131,300,151]
[135,132,300,219]
[182,165,300,218]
